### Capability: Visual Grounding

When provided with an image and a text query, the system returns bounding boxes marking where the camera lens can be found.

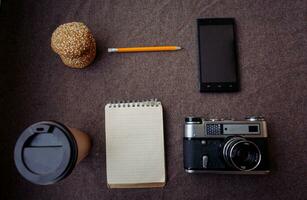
[223,137,261,171]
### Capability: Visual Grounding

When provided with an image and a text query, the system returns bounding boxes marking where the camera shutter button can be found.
[245,116,264,121]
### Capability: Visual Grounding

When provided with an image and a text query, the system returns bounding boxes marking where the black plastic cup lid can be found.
[14,121,78,185]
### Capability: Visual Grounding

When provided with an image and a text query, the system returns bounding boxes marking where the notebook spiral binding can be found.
[107,99,161,108]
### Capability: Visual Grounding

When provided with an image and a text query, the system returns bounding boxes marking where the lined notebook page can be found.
[105,101,165,188]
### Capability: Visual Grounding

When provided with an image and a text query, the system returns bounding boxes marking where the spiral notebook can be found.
[105,99,165,188]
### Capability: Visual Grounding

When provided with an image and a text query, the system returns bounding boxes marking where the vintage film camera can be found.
[184,116,270,174]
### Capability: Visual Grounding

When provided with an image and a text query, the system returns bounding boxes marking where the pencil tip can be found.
[176,46,183,50]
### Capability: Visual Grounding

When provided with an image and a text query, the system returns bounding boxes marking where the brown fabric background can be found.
[0,0,306,199]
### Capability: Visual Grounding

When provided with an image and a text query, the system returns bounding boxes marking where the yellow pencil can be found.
[108,46,182,53]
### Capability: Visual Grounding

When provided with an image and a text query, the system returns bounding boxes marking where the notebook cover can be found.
[105,100,165,188]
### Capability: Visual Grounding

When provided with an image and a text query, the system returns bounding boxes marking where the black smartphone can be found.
[197,18,239,92]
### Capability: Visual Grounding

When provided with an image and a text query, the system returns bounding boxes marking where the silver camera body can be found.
[184,116,270,174]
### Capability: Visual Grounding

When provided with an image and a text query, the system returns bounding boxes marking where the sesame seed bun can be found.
[51,22,97,68]
[59,39,96,68]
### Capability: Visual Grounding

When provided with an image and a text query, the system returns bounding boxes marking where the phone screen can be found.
[198,18,239,92]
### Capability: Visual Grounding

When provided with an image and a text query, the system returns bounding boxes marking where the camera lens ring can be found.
[223,137,243,167]
[223,137,262,171]
[230,140,262,171]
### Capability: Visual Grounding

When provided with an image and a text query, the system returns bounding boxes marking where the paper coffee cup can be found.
[14,121,91,185]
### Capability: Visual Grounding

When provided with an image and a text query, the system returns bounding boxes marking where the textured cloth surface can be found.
[0,0,306,199]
